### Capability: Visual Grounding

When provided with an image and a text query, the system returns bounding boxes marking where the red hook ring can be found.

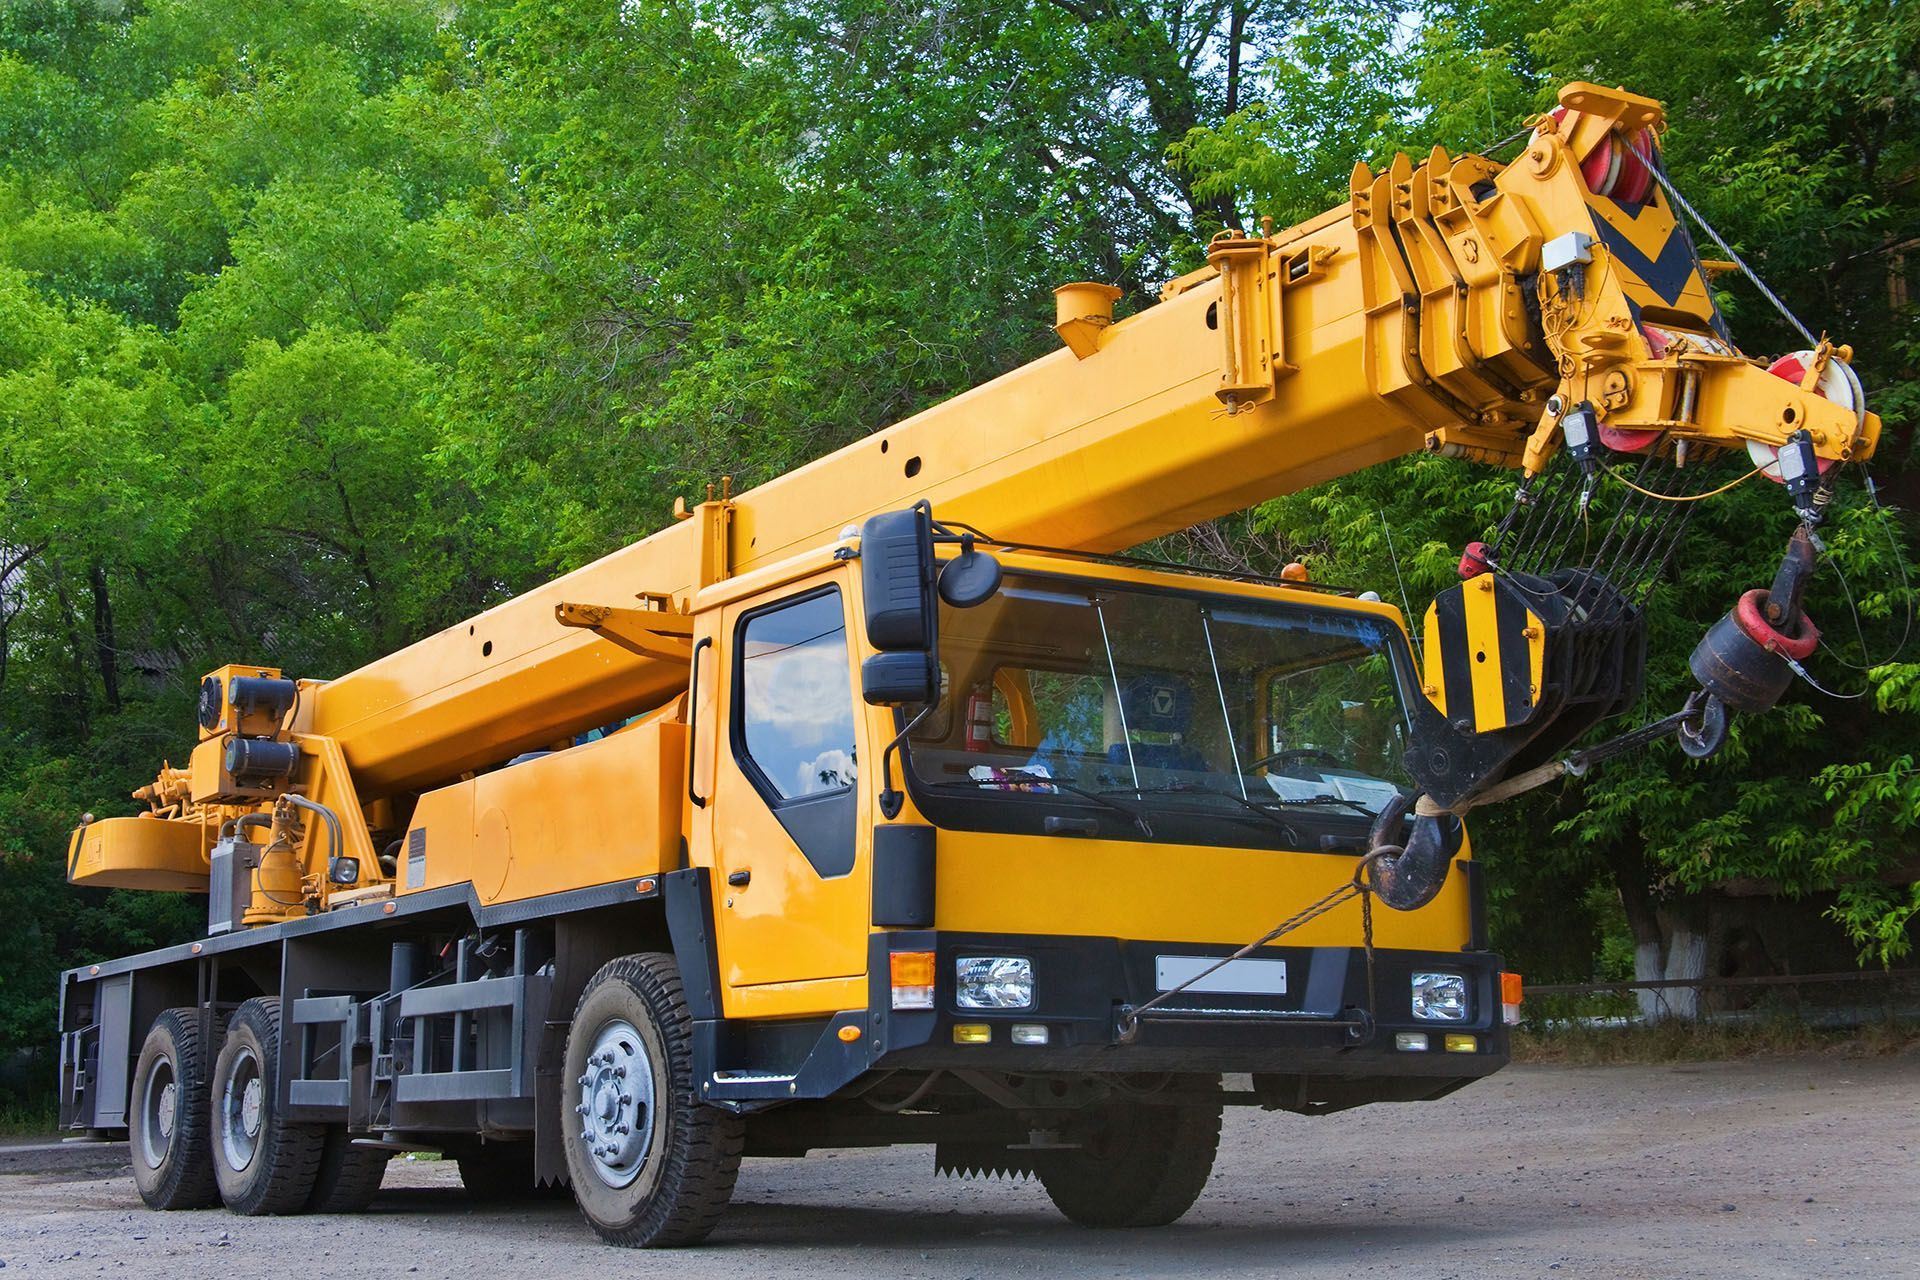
[1734,588,1820,662]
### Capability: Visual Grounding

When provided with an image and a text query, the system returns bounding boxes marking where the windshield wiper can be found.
[945,773,1154,837]
[1248,793,1381,818]
[1103,782,1305,845]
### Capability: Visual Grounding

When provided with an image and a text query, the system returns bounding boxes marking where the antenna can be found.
[1378,507,1421,664]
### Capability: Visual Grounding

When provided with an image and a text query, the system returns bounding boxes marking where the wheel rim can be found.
[138,1056,177,1170]
[574,1018,655,1189]
[220,1045,264,1173]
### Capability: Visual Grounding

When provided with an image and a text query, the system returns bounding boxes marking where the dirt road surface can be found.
[3,1053,1916,1279]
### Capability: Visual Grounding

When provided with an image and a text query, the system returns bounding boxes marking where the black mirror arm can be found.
[877,702,935,820]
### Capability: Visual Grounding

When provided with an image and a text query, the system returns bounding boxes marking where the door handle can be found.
[727,869,751,887]
[688,636,712,808]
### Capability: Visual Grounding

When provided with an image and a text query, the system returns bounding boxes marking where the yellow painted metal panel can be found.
[67,816,209,892]
[707,571,874,1011]
[399,716,686,904]
[403,780,472,894]
[718,976,870,1021]
[187,735,226,803]
[930,829,1472,953]
[1421,606,1448,717]
[1529,604,1546,703]
[1462,574,1508,731]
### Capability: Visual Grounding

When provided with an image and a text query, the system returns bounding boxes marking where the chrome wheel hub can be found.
[138,1060,177,1170]
[219,1046,264,1173]
[574,1019,654,1189]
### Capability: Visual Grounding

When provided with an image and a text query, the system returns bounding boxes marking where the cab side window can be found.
[737,588,857,802]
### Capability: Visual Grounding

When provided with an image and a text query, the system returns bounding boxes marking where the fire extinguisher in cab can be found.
[964,686,992,752]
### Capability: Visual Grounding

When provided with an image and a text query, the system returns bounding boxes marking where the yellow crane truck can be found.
[57,84,1879,1245]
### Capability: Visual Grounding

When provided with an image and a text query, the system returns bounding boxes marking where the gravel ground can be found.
[2,1052,1916,1279]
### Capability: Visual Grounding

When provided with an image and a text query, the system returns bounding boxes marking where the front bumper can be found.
[868,931,1508,1079]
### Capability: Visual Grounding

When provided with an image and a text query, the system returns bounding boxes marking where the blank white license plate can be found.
[1154,956,1288,996]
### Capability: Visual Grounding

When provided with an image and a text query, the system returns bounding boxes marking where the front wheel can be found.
[1036,1086,1222,1228]
[561,954,743,1247]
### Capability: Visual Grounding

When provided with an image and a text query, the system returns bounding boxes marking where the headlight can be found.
[955,956,1033,1009]
[1411,971,1469,1022]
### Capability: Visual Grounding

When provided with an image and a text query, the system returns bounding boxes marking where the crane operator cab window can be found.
[734,587,859,875]
[904,572,1417,853]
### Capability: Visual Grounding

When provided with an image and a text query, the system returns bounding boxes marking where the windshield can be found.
[904,570,1416,851]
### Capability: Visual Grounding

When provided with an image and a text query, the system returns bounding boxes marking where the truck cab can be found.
[628,518,1507,1219]
[688,519,1502,1068]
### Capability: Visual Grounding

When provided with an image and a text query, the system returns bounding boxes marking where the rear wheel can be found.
[306,1128,389,1213]
[561,953,743,1247]
[1037,1086,1222,1228]
[128,1008,220,1210]
[211,997,324,1215]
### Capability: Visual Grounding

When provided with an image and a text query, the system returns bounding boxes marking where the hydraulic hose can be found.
[277,794,347,880]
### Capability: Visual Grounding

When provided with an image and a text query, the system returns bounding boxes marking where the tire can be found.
[561,953,743,1247]
[211,997,325,1215]
[454,1141,560,1203]
[1036,1085,1223,1228]
[128,1008,221,1210]
[306,1128,389,1214]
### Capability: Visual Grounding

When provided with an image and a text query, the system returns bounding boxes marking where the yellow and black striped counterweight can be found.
[1403,567,1646,811]
[1420,573,1546,734]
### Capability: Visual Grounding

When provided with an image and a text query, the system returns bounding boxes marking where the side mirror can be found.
[939,546,1002,608]
[857,502,1000,706]
[862,652,938,705]
[858,501,998,814]
[860,506,936,651]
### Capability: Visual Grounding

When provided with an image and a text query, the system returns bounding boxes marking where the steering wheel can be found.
[1246,747,1343,773]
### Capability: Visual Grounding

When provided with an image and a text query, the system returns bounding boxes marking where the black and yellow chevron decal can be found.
[1584,192,1715,322]
[1419,575,1546,733]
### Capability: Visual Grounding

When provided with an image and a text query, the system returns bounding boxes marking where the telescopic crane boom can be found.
[253,83,1874,807]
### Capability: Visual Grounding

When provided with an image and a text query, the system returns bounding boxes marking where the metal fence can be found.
[1520,969,1920,1027]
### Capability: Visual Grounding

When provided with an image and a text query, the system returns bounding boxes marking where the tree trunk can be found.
[52,571,91,738]
[1655,900,1710,1021]
[90,561,122,713]
[1618,875,1671,1022]
[0,541,44,693]
[1611,849,1713,1022]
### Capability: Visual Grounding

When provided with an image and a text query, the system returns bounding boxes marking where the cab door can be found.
[706,578,872,1014]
